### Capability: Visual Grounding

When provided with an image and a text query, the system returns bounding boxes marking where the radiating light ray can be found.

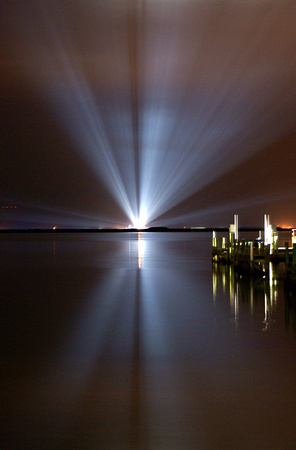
[25,2,138,226]
[134,1,296,226]
[156,188,296,227]
[137,79,296,225]
[47,69,136,224]
[10,1,296,227]
[0,199,119,228]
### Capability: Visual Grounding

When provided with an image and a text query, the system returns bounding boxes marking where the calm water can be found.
[1,232,296,449]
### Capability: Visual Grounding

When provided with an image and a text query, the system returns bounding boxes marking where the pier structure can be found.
[212,215,296,282]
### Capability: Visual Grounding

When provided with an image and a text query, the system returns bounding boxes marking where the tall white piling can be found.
[234,214,238,241]
[264,214,271,245]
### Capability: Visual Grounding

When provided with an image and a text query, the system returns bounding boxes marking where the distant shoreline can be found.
[0,227,289,233]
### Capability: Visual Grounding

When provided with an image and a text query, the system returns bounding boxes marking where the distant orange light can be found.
[278,224,293,229]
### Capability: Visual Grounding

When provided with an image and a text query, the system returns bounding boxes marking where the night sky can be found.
[1,0,296,228]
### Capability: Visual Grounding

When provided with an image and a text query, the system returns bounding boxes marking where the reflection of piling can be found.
[285,242,289,268]
[212,260,277,330]
[285,279,296,331]
[284,243,296,284]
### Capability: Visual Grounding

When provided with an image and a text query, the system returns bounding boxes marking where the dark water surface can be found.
[1,232,296,449]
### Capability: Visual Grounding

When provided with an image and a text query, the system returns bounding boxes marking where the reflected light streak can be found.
[263,292,271,332]
[212,263,280,331]
[44,264,139,411]
[212,265,218,303]
[137,232,145,269]
[56,269,128,370]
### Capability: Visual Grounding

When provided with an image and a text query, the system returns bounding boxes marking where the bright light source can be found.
[133,219,146,230]
[133,207,147,229]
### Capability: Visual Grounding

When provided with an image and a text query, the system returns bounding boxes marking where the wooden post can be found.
[264,244,270,274]
[212,231,218,261]
[222,237,226,249]
[228,236,233,262]
[212,231,217,248]
[250,241,253,260]
[249,241,254,274]
[285,242,290,273]
[293,244,296,280]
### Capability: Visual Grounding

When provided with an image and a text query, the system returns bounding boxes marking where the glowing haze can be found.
[1,1,296,228]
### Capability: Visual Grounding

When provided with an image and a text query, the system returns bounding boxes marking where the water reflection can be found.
[212,262,282,331]
[138,232,145,269]
[285,282,296,331]
[2,233,296,448]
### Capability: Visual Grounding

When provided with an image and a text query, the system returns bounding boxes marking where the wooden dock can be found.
[212,215,296,284]
[212,238,271,276]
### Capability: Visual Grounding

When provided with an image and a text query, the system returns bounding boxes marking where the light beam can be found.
[12,1,296,228]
